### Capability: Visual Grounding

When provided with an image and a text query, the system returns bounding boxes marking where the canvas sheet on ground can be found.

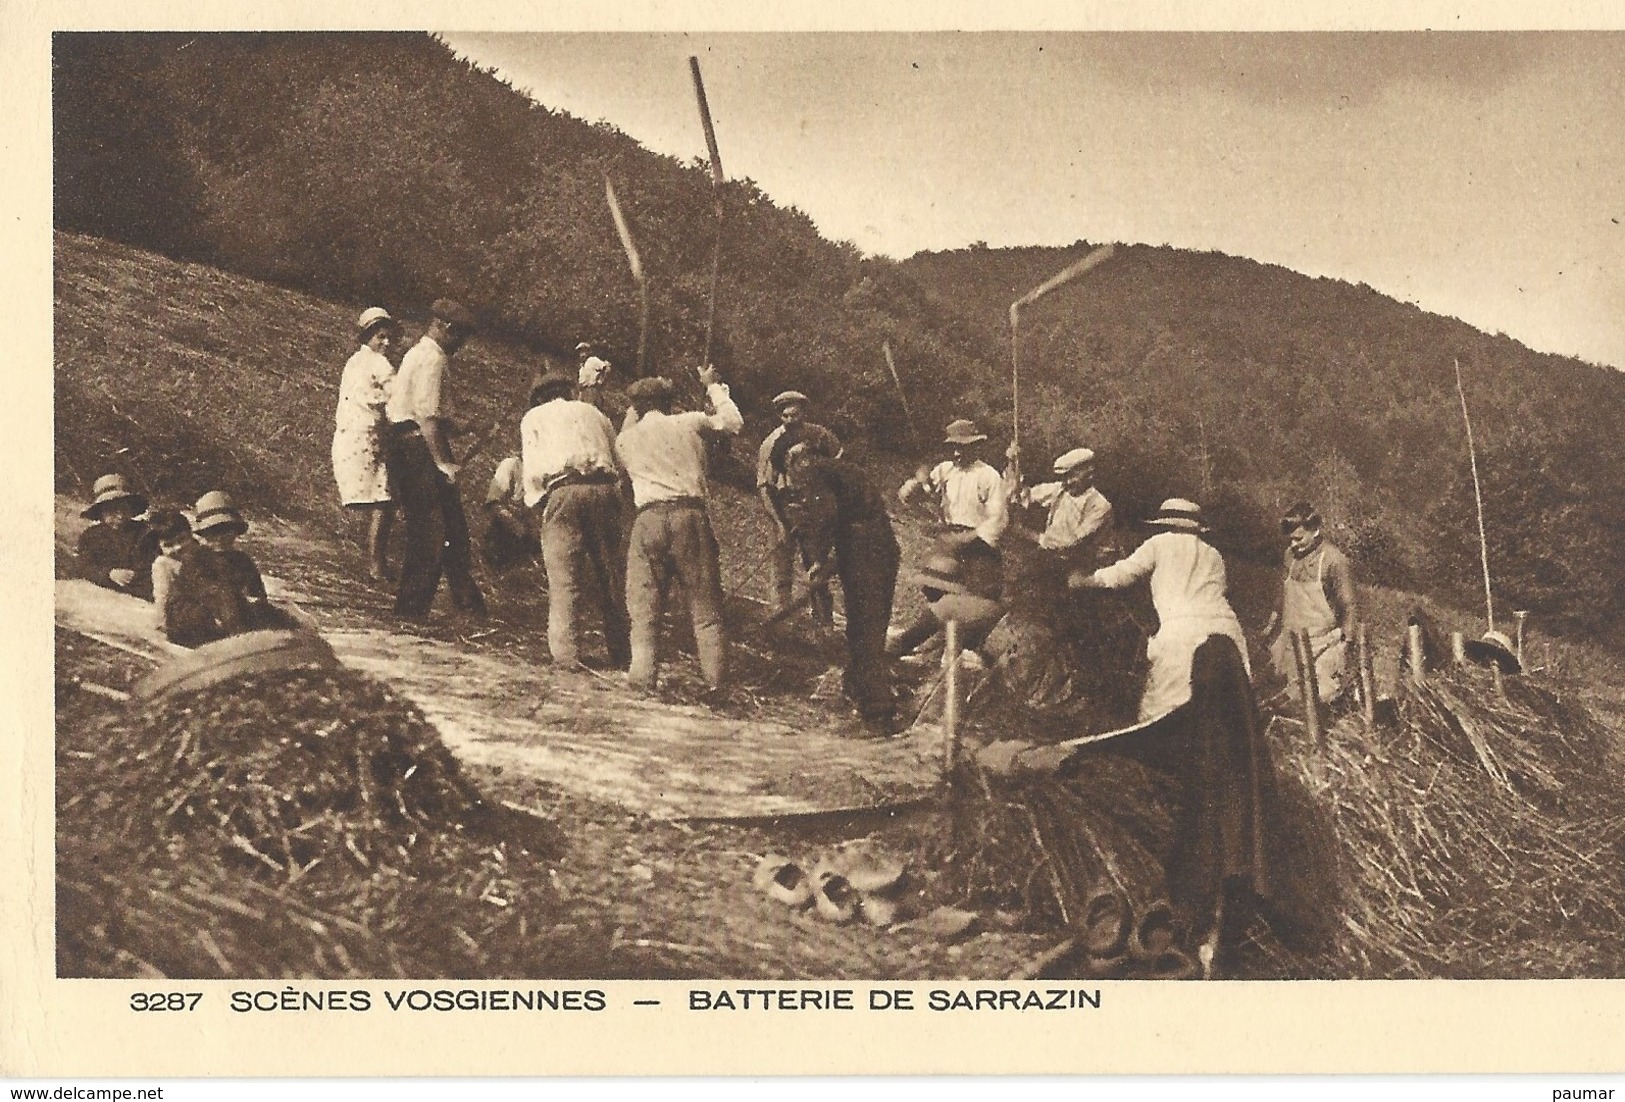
[12,4,1625,1082]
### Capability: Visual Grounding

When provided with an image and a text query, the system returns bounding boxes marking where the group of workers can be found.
[77,295,1364,734]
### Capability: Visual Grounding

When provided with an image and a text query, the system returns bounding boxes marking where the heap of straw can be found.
[932,753,1194,976]
[1262,666,1625,978]
[58,665,613,979]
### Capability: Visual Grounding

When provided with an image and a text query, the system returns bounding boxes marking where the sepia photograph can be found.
[16,8,1625,1077]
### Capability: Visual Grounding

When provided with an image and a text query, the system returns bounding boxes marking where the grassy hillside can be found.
[896,243,1625,639]
[52,31,1625,643]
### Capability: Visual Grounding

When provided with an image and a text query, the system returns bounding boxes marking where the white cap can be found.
[1052,448,1096,476]
[356,306,395,332]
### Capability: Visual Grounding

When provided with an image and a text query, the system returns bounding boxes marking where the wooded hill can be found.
[52,32,1624,641]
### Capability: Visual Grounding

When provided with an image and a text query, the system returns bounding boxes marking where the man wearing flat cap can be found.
[756,389,841,628]
[615,365,743,694]
[385,298,487,620]
[521,370,630,670]
[1011,447,1114,557]
[889,417,1011,657]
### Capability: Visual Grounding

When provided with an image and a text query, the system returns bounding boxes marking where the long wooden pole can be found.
[1008,305,1021,454]
[882,341,919,446]
[689,56,726,366]
[1006,244,1114,456]
[604,177,648,378]
[1455,357,1496,632]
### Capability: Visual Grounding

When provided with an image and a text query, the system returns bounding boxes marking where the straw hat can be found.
[1052,447,1096,476]
[193,490,248,537]
[1145,498,1209,534]
[81,473,148,520]
[943,419,987,445]
[910,550,971,595]
[771,390,810,410]
[1463,630,1522,675]
[575,341,594,353]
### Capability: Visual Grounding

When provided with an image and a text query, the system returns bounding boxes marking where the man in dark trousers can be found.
[756,389,840,628]
[385,298,487,621]
[778,434,903,735]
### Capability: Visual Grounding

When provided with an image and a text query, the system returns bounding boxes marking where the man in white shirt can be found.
[520,371,629,669]
[385,298,486,620]
[888,418,1010,657]
[1012,447,1114,557]
[615,366,744,693]
[575,341,613,410]
[1071,498,1250,720]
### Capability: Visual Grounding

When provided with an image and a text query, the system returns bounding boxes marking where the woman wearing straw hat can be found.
[332,307,401,581]
[75,473,160,600]
[1070,499,1250,721]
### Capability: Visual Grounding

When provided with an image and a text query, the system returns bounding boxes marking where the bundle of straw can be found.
[58,666,616,979]
[1263,666,1625,978]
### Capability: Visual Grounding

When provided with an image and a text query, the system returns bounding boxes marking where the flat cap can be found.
[1052,447,1096,475]
[771,390,810,409]
[430,298,478,331]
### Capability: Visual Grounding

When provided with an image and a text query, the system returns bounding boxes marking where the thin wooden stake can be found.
[1356,624,1376,731]
[943,618,961,779]
[1513,610,1529,664]
[1407,623,1426,686]
[1455,357,1496,632]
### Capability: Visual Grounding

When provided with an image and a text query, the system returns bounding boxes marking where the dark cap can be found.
[530,371,575,405]
[430,298,478,331]
[626,376,676,403]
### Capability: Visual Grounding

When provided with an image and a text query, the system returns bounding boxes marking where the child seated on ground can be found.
[146,508,197,637]
[164,490,295,647]
[76,473,159,600]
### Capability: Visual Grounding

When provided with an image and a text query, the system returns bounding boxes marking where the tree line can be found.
[52,32,1625,641]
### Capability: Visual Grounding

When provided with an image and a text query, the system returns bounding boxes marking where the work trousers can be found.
[625,500,726,690]
[539,483,631,668]
[770,528,835,627]
[836,520,900,721]
[389,434,486,618]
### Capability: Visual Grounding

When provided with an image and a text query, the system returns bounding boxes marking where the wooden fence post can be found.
[1407,624,1426,687]
[1356,624,1376,731]
[1450,631,1466,666]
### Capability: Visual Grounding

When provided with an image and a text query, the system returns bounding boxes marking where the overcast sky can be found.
[442,32,1625,369]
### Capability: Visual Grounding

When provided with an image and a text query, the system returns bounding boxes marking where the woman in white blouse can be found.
[332,306,400,580]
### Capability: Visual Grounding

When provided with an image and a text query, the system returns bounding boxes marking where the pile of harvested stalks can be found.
[1264,666,1625,978]
[932,754,1195,977]
[58,665,614,979]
